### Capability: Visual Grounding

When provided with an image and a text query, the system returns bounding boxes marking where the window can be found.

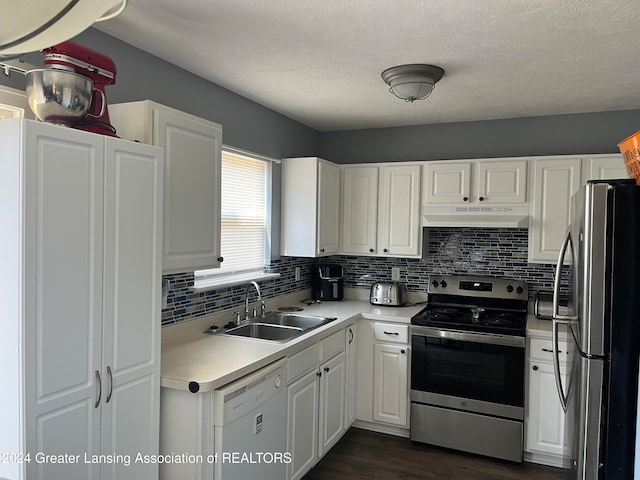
[194,148,277,289]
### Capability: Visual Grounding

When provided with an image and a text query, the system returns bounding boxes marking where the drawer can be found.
[374,322,408,344]
[288,343,319,382]
[320,329,345,362]
[529,337,568,364]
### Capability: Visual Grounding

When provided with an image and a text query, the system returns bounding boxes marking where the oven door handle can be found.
[411,326,525,348]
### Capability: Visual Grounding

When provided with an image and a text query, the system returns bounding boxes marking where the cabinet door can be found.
[23,123,103,480]
[317,160,341,255]
[341,166,378,254]
[101,140,162,480]
[344,324,357,427]
[476,159,528,204]
[526,362,568,457]
[373,343,408,427]
[423,161,471,204]
[154,107,222,273]
[287,371,319,480]
[378,165,422,257]
[528,157,582,263]
[583,155,628,183]
[318,352,346,457]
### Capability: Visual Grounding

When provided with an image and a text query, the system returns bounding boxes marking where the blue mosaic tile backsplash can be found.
[161,227,564,326]
[332,228,564,299]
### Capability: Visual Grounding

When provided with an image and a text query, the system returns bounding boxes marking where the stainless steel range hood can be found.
[422,205,530,228]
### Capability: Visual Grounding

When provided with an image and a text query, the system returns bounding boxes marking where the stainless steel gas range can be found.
[410,275,528,463]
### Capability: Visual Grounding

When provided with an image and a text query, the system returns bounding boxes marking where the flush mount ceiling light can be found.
[381,64,445,102]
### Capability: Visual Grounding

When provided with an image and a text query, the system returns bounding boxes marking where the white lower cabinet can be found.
[0,119,162,480]
[373,343,409,426]
[525,336,569,466]
[354,320,410,435]
[287,329,347,480]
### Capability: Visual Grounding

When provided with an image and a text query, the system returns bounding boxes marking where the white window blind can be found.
[218,150,267,273]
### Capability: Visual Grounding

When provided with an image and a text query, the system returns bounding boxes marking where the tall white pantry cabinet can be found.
[0,119,163,480]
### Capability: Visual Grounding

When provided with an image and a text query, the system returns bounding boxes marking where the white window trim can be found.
[192,145,280,291]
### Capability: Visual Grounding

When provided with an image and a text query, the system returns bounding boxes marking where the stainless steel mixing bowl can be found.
[25,69,93,125]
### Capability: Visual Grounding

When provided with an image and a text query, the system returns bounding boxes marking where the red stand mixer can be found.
[39,41,118,136]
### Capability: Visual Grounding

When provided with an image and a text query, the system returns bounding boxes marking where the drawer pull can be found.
[384,331,399,336]
[542,348,563,354]
[532,365,538,371]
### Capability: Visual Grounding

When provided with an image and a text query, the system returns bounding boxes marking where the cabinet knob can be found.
[532,365,538,371]
[317,371,322,377]
[320,248,325,253]
[463,196,469,202]
[401,349,406,354]
[479,196,485,202]
[217,256,224,262]
[369,248,374,253]
[324,367,330,373]
[383,248,388,253]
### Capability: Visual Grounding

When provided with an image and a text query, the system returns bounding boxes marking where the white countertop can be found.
[161,293,424,393]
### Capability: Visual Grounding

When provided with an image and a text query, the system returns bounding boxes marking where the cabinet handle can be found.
[383,248,388,253]
[95,370,102,408]
[369,248,374,253]
[463,196,469,202]
[324,367,330,373]
[217,256,224,262]
[349,328,354,344]
[384,331,399,336]
[401,349,406,354]
[532,365,538,371]
[479,196,485,202]
[320,248,325,253]
[542,348,563,354]
[106,366,113,403]
[317,371,322,378]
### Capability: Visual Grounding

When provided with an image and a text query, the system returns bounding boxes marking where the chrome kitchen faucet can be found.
[243,281,265,322]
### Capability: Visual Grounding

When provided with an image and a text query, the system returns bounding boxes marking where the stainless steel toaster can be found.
[370,282,406,306]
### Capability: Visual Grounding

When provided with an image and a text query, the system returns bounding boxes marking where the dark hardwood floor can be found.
[303,428,564,480]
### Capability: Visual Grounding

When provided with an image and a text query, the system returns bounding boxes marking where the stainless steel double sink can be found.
[221,312,337,342]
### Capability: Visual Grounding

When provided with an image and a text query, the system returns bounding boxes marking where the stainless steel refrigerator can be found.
[552,179,640,479]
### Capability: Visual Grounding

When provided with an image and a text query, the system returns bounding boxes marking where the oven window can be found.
[411,335,524,407]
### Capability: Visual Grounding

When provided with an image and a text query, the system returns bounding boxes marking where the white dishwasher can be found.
[214,358,288,480]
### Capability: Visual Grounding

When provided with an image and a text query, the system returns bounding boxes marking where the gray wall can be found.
[0,28,320,160]
[319,109,640,164]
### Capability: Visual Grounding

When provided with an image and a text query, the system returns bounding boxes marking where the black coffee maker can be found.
[312,264,344,301]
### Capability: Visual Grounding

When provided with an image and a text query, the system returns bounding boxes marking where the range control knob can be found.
[516,286,524,294]
[440,280,447,288]
[432,280,439,288]
[506,285,514,293]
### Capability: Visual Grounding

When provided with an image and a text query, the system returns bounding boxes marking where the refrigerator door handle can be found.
[552,318,576,413]
[553,227,579,321]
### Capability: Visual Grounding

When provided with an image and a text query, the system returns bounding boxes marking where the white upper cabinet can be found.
[378,164,422,257]
[423,161,471,204]
[528,154,626,263]
[109,100,222,273]
[342,166,379,255]
[281,157,341,257]
[582,154,628,184]
[341,163,422,258]
[476,159,528,204]
[424,158,528,205]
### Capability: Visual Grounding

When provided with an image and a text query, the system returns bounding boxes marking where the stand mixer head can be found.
[41,41,118,136]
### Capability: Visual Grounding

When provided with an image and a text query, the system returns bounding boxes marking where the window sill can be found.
[191,271,280,292]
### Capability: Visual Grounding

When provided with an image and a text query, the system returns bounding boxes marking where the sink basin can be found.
[263,312,337,330]
[220,313,337,342]
[223,323,304,342]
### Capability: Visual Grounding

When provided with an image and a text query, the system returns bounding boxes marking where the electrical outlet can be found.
[295,266,300,281]
[391,267,400,281]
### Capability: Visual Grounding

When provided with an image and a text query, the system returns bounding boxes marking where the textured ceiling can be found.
[96,0,640,132]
